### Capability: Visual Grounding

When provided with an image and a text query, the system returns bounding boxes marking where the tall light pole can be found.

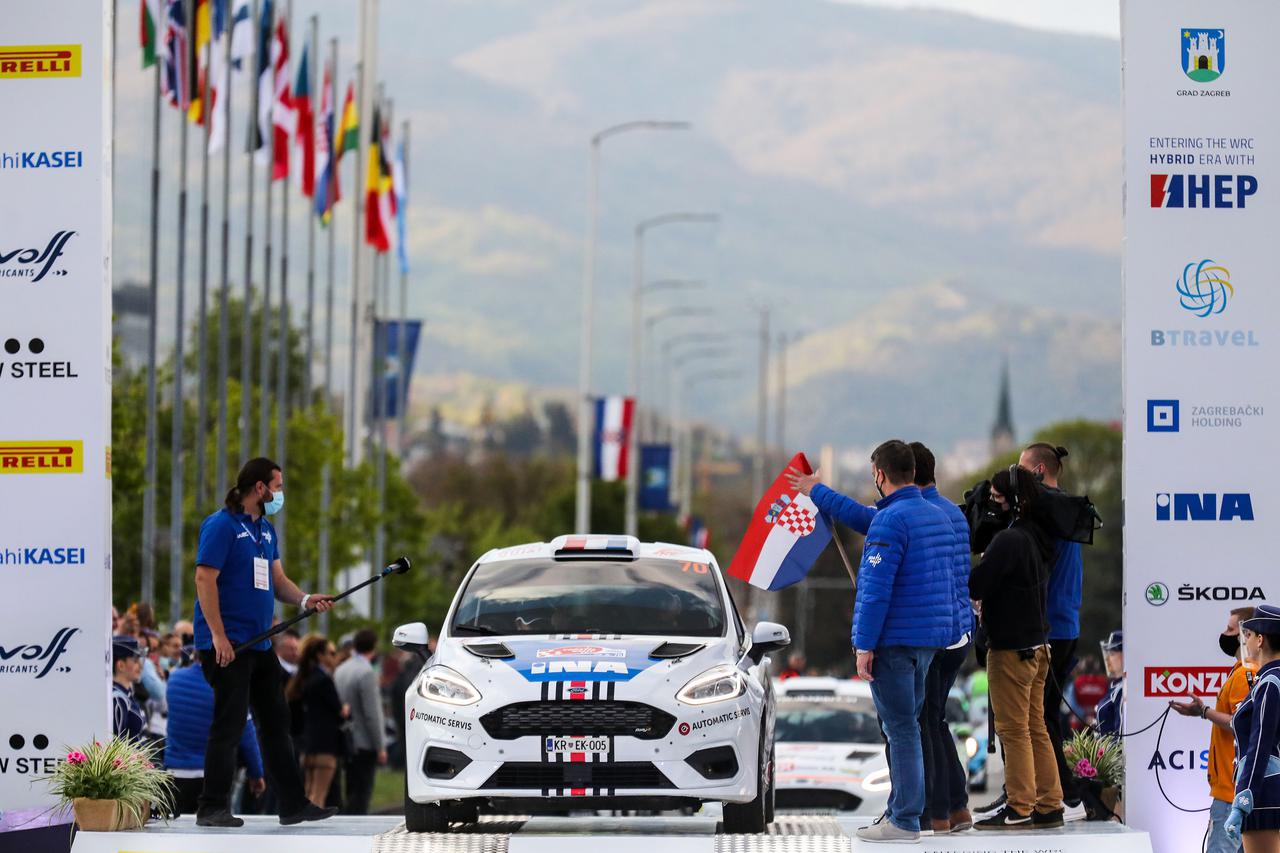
[575,120,690,536]
[753,307,771,502]
[776,331,791,463]
[626,211,718,537]
[678,368,743,526]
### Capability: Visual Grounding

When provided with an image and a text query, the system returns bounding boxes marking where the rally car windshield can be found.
[775,702,883,744]
[450,558,727,637]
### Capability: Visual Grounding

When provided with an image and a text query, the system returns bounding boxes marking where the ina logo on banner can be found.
[1182,28,1225,82]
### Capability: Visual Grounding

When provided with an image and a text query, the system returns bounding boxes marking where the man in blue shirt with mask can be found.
[193,457,336,828]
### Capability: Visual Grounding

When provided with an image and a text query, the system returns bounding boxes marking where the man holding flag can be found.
[786,440,953,843]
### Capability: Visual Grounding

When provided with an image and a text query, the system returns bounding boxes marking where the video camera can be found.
[960,478,1102,554]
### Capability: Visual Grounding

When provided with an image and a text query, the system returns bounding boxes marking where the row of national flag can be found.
[140,0,406,256]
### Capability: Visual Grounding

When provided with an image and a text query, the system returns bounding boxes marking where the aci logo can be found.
[1182,29,1224,82]
[1177,260,1232,317]
[1150,174,1256,208]
[0,46,81,79]
[1147,400,1179,432]
[0,231,75,283]
[1145,582,1170,606]
[1155,492,1254,521]
[0,442,83,474]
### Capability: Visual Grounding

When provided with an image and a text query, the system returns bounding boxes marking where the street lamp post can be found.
[576,121,691,535]
[626,213,718,537]
[678,368,743,527]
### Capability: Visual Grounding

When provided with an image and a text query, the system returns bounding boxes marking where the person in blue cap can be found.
[111,635,147,742]
[1225,604,1280,851]
[1094,631,1124,736]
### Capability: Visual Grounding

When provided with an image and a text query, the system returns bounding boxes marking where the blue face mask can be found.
[265,490,285,516]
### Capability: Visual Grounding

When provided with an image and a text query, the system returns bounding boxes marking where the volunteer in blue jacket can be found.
[792,439,953,843]
[193,457,336,829]
[1020,442,1085,815]
[790,441,974,834]
[165,653,266,816]
[1225,605,1280,850]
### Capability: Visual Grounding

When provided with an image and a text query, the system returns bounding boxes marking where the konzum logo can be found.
[1144,666,1232,698]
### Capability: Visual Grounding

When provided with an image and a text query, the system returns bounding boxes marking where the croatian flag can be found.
[727,452,833,590]
[593,396,634,482]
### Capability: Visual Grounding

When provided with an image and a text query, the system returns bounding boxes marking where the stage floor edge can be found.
[68,814,1154,853]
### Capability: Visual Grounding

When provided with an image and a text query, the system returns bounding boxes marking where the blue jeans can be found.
[870,645,936,832]
[1208,798,1243,853]
[924,642,971,821]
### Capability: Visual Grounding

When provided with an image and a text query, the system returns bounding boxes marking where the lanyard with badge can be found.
[238,520,271,591]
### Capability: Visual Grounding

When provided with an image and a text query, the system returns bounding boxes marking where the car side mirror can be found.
[748,621,791,664]
[393,622,430,660]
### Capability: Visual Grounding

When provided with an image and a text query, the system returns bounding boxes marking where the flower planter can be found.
[72,798,145,832]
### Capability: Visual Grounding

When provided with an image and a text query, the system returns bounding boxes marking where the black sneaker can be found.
[974,805,1033,831]
[1032,808,1065,829]
[280,803,339,826]
[972,791,1008,819]
[196,809,245,828]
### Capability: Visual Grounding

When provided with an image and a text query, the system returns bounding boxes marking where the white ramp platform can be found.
[70,814,1153,853]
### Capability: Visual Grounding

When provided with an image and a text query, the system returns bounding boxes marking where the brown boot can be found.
[949,809,973,832]
[931,818,951,834]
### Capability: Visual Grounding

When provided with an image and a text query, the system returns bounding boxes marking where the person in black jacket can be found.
[286,635,348,807]
[969,466,1064,831]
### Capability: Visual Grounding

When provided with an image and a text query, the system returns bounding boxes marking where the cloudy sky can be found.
[842,0,1120,38]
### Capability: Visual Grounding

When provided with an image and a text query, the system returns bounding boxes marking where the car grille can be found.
[481,761,674,790]
[480,701,675,740]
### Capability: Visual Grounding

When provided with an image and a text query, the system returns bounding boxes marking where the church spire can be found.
[991,355,1015,457]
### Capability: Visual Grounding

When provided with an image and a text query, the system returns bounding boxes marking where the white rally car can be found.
[393,535,791,833]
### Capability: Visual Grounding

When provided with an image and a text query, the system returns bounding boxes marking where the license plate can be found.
[545,736,610,756]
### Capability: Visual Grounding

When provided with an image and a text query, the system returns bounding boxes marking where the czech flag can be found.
[727,452,833,590]
[592,396,634,482]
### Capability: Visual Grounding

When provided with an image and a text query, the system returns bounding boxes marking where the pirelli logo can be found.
[0,442,83,474]
[0,46,81,79]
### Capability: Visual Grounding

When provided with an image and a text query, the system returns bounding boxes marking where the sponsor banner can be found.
[0,6,110,811]
[1123,3,1280,847]
[498,639,663,683]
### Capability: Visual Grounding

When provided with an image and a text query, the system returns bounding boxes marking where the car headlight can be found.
[416,665,481,706]
[861,767,891,792]
[965,736,979,759]
[676,665,746,705]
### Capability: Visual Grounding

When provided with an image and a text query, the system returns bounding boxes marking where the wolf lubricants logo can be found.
[0,46,81,79]
[0,442,83,474]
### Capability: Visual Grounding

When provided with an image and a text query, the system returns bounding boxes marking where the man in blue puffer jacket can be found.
[166,657,266,816]
[790,439,954,843]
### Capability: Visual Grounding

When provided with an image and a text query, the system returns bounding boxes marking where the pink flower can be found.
[66,752,87,765]
[1075,759,1098,779]
[112,758,123,768]
[1097,745,1106,760]
[145,762,155,770]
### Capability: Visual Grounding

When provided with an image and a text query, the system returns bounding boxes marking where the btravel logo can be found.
[0,150,84,171]
[1150,174,1256,208]
[0,230,75,283]
[0,336,77,381]
[1146,399,1263,432]
[0,627,77,679]
[0,46,81,79]
[0,441,83,474]
[1177,259,1231,317]
[1155,492,1254,522]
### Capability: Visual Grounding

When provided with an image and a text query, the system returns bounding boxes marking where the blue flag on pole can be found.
[639,444,675,512]
[372,319,422,419]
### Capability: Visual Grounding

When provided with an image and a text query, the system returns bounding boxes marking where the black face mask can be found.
[1220,633,1241,658]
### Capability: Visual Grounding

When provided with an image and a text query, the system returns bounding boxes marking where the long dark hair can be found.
[286,634,331,702]
[225,457,280,512]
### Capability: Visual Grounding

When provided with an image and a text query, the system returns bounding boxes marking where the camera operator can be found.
[969,466,1063,831]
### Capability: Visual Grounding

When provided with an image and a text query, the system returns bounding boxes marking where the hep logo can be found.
[678,722,691,736]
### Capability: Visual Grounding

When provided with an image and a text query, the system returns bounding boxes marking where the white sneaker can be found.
[1063,801,1087,822]
[856,820,920,844]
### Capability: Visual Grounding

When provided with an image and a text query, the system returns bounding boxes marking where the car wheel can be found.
[447,800,479,824]
[723,733,770,834]
[763,743,776,825]
[404,777,451,833]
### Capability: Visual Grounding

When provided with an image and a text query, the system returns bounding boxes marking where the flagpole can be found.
[169,0,194,627]
[274,0,293,557]
[345,58,363,467]
[366,88,386,470]
[142,57,163,605]
[195,0,213,507]
[374,92,389,621]
[258,7,276,455]
[397,118,410,456]
[317,38,337,634]
[303,14,318,407]
[240,0,260,460]
[215,0,236,499]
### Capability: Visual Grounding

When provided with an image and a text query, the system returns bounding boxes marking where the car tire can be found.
[447,800,479,824]
[404,777,451,833]
[763,743,776,825]
[723,733,771,834]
